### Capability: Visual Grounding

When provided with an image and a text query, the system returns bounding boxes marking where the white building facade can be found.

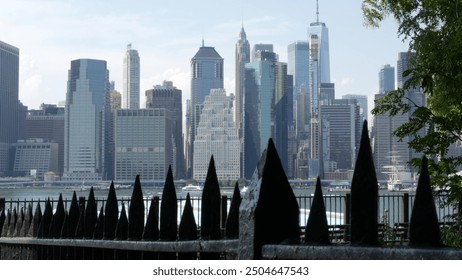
[193,89,240,181]
[123,44,140,109]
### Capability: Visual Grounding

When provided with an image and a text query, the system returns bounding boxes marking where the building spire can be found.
[316,0,319,24]
[202,37,205,47]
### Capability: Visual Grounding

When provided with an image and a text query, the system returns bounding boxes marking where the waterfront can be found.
[0,184,455,229]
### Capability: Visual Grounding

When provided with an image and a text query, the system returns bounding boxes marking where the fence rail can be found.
[1,123,462,259]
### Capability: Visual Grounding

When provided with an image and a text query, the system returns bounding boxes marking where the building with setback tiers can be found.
[63,59,110,181]
[187,43,223,176]
[193,89,239,181]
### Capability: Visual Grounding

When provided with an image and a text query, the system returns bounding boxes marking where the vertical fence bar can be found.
[403,193,410,224]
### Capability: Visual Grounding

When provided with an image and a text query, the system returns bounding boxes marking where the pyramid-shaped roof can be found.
[192,46,222,59]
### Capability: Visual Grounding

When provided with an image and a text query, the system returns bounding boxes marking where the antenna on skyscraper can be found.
[202,37,205,47]
[316,0,319,23]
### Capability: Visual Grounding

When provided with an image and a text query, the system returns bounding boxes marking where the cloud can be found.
[340,77,353,88]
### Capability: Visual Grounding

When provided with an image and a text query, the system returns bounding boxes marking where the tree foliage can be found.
[362,0,462,206]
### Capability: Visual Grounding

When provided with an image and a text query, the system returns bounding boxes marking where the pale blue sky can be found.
[1,0,408,120]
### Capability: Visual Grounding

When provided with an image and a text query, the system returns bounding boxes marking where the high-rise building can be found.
[288,41,309,122]
[373,64,395,179]
[0,40,20,175]
[146,81,185,179]
[63,59,110,181]
[379,64,395,94]
[123,44,140,109]
[307,6,330,84]
[193,89,240,181]
[342,94,368,123]
[251,44,274,62]
[235,26,250,139]
[320,99,361,170]
[13,139,59,180]
[25,104,65,176]
[187,42,224,176]
[394,52,425,169]
[114,108,173,181]
[372,53,425,180]
[243,49,292,178]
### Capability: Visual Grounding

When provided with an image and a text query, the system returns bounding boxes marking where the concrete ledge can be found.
[0,238,238,254]
[262,244,462,260]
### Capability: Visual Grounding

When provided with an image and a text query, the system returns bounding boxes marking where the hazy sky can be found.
[1,0,408,118]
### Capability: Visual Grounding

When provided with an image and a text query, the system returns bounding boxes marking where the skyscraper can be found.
[146,81,185,179]
[373,64,395,179]
[288,41,309,122]
[0,40,19,175]
[243,48,291,178]
[114,108,173,181]
[251,44,274,62]
[320,99,361,170]
[63,59,110,181]
[379,64,395,94]
[307,4,330,84]
[235,26,250,139]
[123,44,140,109]
[193,89,240,181]
[187,42,224,176]
[342,94,368,123]
[372,53,425,180]
[25,104,65,176]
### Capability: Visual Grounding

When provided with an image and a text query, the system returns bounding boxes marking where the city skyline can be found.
[1,0,408,124]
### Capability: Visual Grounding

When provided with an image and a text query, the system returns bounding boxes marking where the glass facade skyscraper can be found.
[379,64,395,94]
[0,40,20,175]
[288,41,309,116]
[308,22,330,84]
[243,49,291,178]
[187,43,223,176]
[63,59,109,181]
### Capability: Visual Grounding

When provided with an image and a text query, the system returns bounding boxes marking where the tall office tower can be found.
[123,44,140,109]
[372,54,425,180]
[193,89,240,181]
[243,50,292,178]
[373,64,395,179]
[395,52,425,169]
[187,42,224,176]
[146,81,185,179]
[274,63,293,174]
[25,104,65,176]
[307,2,330,84]
[342,94,368,123]
[114,108,173,181]
[0,41,19,175]
[320,99,361,170]
[288,41,309,123]
[295,86,310,139]
[235,26,250,139]
[251,44,275,62]
[63,59,110,181]
[379,64,395,94]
